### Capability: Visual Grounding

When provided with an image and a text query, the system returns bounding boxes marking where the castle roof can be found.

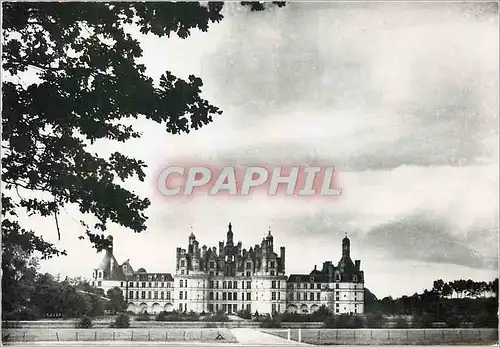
[287,273,327,283]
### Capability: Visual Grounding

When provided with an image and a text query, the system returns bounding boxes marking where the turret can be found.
[226,222,234,246]
[342,234,350,258]
[105,235,114,257]
[266,228,274,251]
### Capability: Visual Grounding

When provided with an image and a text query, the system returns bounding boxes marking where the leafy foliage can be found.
[202,310,229,322]
[259,314,282,328]
[1,2,228,254]
[323,314,365,328]
[393,316,409,329]
[105,287,125,314]
[155,310,200,321]
[135,311,151,321]
[236,309,252,320]
[76,315,93,329]
[112,313,130,328]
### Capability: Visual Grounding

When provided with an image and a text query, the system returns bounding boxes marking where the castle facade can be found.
[91,223,364,315]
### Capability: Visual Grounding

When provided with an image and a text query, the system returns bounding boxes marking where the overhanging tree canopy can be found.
[1,2,285,260]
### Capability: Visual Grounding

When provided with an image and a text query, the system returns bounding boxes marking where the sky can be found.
[15,2,499,299]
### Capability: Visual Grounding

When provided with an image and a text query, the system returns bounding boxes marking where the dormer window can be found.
[310,277,314,282]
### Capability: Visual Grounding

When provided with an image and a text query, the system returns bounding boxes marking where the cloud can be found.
[362,213,498,269]
[194,2,498,170]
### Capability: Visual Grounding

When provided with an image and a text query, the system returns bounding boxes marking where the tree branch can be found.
[54,197,61,241]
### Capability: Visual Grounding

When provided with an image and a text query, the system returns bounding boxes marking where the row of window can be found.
[125,281,173,288]
[289,292,321,301]
[288,283,359,290]
[289,283,323,290]
[208,292,251,301]
[190,260,277,270]
[208,280,252,289]
[128,290,172,300]
[205,271,279,277]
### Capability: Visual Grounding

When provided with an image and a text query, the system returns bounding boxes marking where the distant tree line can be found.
[364,278,498,328]
[260,278,498,329]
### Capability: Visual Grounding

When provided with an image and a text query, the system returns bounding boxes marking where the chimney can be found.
[280,247,285,271]
[355,260,361,271]
[219,241,225,257]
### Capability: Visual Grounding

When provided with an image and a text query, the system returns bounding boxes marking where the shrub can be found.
[4,308,41,321]
[280,312,313,322]
[186,310,199,321]
[155,311,167,321]
[473,312,498,328]
[135,312,150,321]
[111,314,130,328]
[324,314,365,328]
[156,310,200,322]
[413,313,434,328]
[365,312,387,328]
[310,306,330,322]
[204,310,229,322]
[237,309,252,320]
[445,315,461,328]
[260,314,282,328]
[394,316,409,329]
[76,315,92,329]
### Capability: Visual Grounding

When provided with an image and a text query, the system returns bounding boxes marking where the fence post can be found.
[406,330,409,342]
[165,331,168,341]
[76,332,78,341]
[201,330,203,339]
[23,331,26,342]
[318,329,321,341]
[370,330,373,339]
[56,332,59,341]
[131,331,134,341]
[477,329,482,340]
[148,330,151,341]
[388,330,390,340]
[298,328,302,343]
[184,331,186,340]
[442,330,445,340]
[459,330,463,341]
[287,329,291,341]
[112,331,115,341]
[423,330,426,340]
[95,331,97,341]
